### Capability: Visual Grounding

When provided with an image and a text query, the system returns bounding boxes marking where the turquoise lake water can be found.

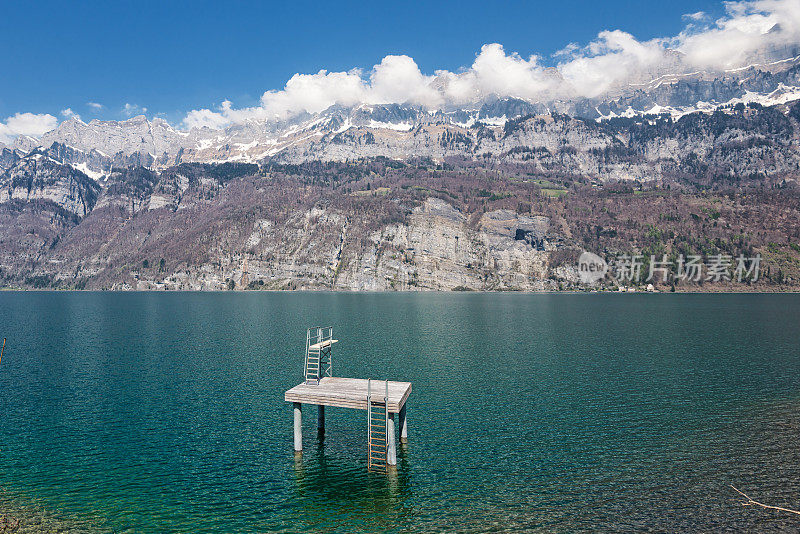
[1,292,799,532]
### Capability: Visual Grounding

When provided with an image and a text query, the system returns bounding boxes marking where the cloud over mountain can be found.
[0,112,58,144]
[182,0,800,129]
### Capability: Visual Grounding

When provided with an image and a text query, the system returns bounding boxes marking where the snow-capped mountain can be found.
[6,55,800,175]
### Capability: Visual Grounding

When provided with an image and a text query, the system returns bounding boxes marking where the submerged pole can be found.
[399,404,408,443]
[293,402,303,454]
[317,405,325,436]
[387,413,397,467]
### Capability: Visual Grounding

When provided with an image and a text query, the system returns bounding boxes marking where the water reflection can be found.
[288,430,413,531]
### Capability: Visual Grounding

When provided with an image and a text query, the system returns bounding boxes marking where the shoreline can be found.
[0,496,97,534]
[0,287,799,294]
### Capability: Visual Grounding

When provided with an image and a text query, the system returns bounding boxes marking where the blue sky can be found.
[0,0,726,123]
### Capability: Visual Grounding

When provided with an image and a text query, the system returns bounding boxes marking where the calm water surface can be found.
[1,293,799,532]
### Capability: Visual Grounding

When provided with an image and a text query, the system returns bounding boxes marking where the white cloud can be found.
[183,102,235,129]
[557,31,668,98]
[87,102,104,111]
[465,44,550,100]
[260,69,367,119]
[176,0,800,129]
[123,103,148,117]
[183,57,443,130]
[433,44,551,104]
[0,112,58,144]
[369,55,442,107]
[677,0,800,69]
[683,11,708,21]
[61,108,81,121]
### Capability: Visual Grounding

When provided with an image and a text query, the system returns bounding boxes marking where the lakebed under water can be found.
[1,292,799,532]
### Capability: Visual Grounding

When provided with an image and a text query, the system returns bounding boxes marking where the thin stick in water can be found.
[731,485,800,516]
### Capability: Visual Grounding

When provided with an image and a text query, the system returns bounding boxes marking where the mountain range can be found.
[3,55,800,177]
[1,56,799,291]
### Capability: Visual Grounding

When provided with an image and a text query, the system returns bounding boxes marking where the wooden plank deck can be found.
[308,339,338,350]
[285,377,411,413]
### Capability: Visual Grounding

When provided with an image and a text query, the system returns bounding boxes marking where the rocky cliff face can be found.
[0,159,578,290]
[330,199,555,291]
[1,156,798,291]
[0,151,100,217]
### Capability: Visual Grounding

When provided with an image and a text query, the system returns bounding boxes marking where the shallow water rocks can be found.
[0,514,20,533]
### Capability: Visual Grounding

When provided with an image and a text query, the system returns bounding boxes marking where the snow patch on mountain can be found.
[70,162,106,181]
[368,120,413,131]
[479,115,508,127]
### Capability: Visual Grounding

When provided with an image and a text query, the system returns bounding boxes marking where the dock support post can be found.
[317,405,325,436]
[399,404,408,443]
[293,402,302,454]
[387,413,397,467]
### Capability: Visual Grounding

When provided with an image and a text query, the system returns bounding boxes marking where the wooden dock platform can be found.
[286,327,411,470]
[284,377,411,413]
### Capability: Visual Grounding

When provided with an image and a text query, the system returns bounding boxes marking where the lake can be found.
[1,292,799,532]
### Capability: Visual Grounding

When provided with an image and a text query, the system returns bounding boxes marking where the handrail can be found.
[303,328,311,381]
[304,326,334,384]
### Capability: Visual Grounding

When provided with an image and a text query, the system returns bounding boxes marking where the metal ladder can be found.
[367,379,389,472]
[304,327,334,384]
